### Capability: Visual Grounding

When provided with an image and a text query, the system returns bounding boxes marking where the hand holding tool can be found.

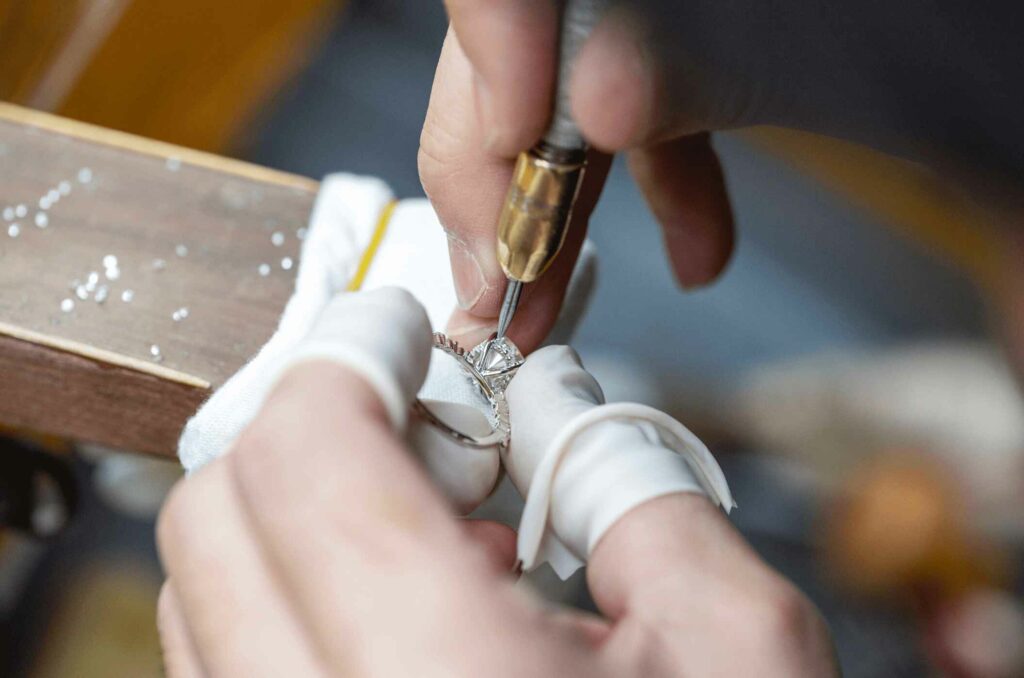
[495,0,602,339]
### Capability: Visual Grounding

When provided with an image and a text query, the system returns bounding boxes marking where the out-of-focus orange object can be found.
[0,0,342,152]
[822,452,1003,600]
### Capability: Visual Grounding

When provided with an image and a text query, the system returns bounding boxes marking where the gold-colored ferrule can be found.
[496,145,586,282]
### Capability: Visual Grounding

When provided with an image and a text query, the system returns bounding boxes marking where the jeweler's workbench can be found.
[0,103,318,456]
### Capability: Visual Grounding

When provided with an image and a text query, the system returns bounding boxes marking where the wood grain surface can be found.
[0,104,318,456]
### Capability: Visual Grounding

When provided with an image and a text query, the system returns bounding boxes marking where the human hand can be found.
[421,1,1024,349]
[157,346,837,677]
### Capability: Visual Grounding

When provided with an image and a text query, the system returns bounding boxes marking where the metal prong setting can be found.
[467,335,524,393]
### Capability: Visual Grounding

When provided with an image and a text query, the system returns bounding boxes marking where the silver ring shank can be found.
[412,400,506,448]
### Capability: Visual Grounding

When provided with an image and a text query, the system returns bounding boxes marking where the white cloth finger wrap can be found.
[505,346,736,579]
[286,288,432,428]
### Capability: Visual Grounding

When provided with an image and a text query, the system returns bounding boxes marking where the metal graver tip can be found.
[496,280,523,339]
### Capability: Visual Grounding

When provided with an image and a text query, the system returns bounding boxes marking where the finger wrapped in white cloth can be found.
[506,346,735,579]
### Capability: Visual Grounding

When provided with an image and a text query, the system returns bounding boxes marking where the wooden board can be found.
[0,104,318,456]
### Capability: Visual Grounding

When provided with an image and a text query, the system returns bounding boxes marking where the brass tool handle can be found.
[496,0,603,283]
[497,143,586,282]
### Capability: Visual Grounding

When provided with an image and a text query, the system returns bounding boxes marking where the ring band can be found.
[411,399,506,448]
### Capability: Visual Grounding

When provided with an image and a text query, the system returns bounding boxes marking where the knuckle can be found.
[417,132,458,198]
[228,416,288,490]
[744,582,826,651]
[418,107,469,180]
[225,396,312,511]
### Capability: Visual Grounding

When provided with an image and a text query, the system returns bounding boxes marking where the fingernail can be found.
[678,276,709,290]
[448,237,488,310]
[666,227,728,290]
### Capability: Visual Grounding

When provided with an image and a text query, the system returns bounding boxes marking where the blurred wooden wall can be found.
[0,0,342,152]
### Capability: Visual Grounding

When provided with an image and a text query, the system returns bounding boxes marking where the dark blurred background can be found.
[1,1,1022,676]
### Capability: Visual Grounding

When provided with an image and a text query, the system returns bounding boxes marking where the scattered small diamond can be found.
[152,258,167,271]
[281,256,294,271]
[166,157,182,171]
[3,207,14,221]
[7,224,19,238]
[58,181,72,195]
[46,189,60,203]
[258,263,271,277]
[38,196,52,210]
[175,244,188,257]
[102,256,119,280]
[271,231,285,246]
[121,289,134,303]
[171,307,190,322]
[60,298,75,313]
[296,227,307,240]
[77,167,93,184]
[75,285,89,300]
[34,213,48,228]
[15,204,27,218]
[150,344,162,360]
[86,271,99,290]
[94,285,109,304]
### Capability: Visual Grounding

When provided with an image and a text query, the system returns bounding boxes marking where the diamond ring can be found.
[412,333,524,448]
